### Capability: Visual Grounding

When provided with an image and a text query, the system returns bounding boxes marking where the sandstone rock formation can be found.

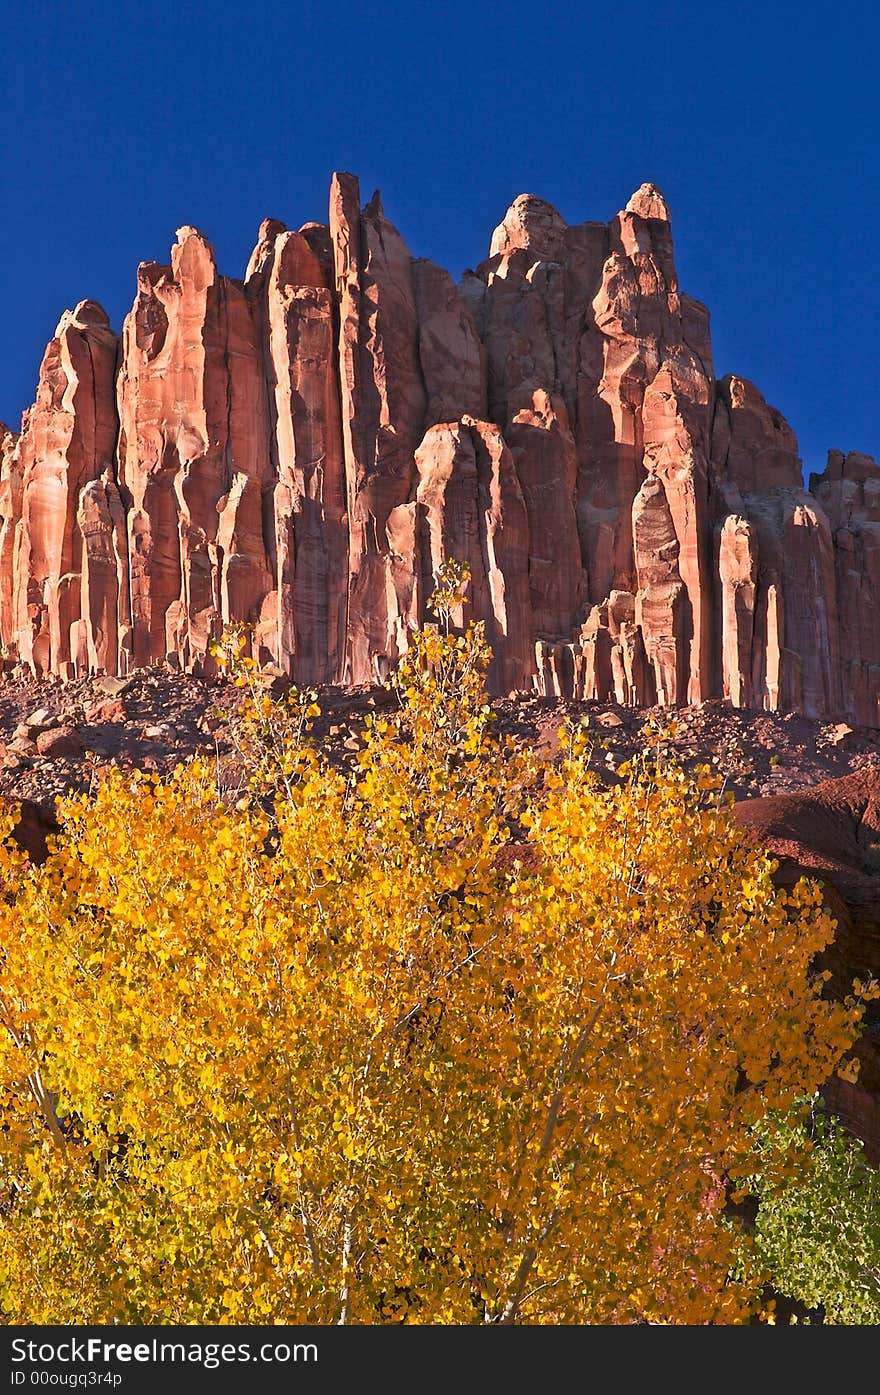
[4,302,119,680]
[1,174,877,725]
[810,451,880,728]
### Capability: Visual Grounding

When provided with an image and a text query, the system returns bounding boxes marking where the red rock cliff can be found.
[2,174,877,723]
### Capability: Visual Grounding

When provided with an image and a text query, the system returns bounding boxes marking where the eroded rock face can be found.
[11,301,119,678]
[117,228,274,675]
[0,424,22,654]
[810,451,880,727]
[414,417,533,694]
[711,375,844,720]
[0,175,876,725]
[330,175,427,684]
[248,224,347,683]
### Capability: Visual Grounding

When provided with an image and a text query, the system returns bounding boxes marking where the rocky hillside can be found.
[0,666,877,817]
[0,177,877,722]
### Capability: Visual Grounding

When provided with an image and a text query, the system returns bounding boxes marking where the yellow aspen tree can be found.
[0,565,869,1324]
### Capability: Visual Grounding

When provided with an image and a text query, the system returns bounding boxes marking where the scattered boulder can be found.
[827,723,855,749]
[85,698,127,723]
[35,726,83,759]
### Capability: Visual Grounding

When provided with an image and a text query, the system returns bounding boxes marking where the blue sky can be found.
[1,0,877,477]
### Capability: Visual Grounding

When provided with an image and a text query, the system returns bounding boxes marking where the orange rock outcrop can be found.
[1,174,877,723]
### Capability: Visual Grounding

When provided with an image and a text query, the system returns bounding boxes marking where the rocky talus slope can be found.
[0,177,877,723]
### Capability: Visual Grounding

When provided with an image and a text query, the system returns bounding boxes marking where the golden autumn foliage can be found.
[0,568,872,1325]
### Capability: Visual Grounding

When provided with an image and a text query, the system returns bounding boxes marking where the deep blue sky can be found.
[1,0,877,477]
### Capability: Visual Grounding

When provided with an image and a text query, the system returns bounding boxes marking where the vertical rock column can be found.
[11,301,120,676]
[77,473,129,675]
[0,424,22,655]
[717,514,758,709]
[460,194,592,657]
[711,375,841,718]
[414,417,533,694]
[598,188,715,704]
[330,173,427,683]
[631,475,687,706]
[505,390,583,639]
[637,355,715,703]
[117,228,273,672]
[246,224,348,682]
[810,450,880,726]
